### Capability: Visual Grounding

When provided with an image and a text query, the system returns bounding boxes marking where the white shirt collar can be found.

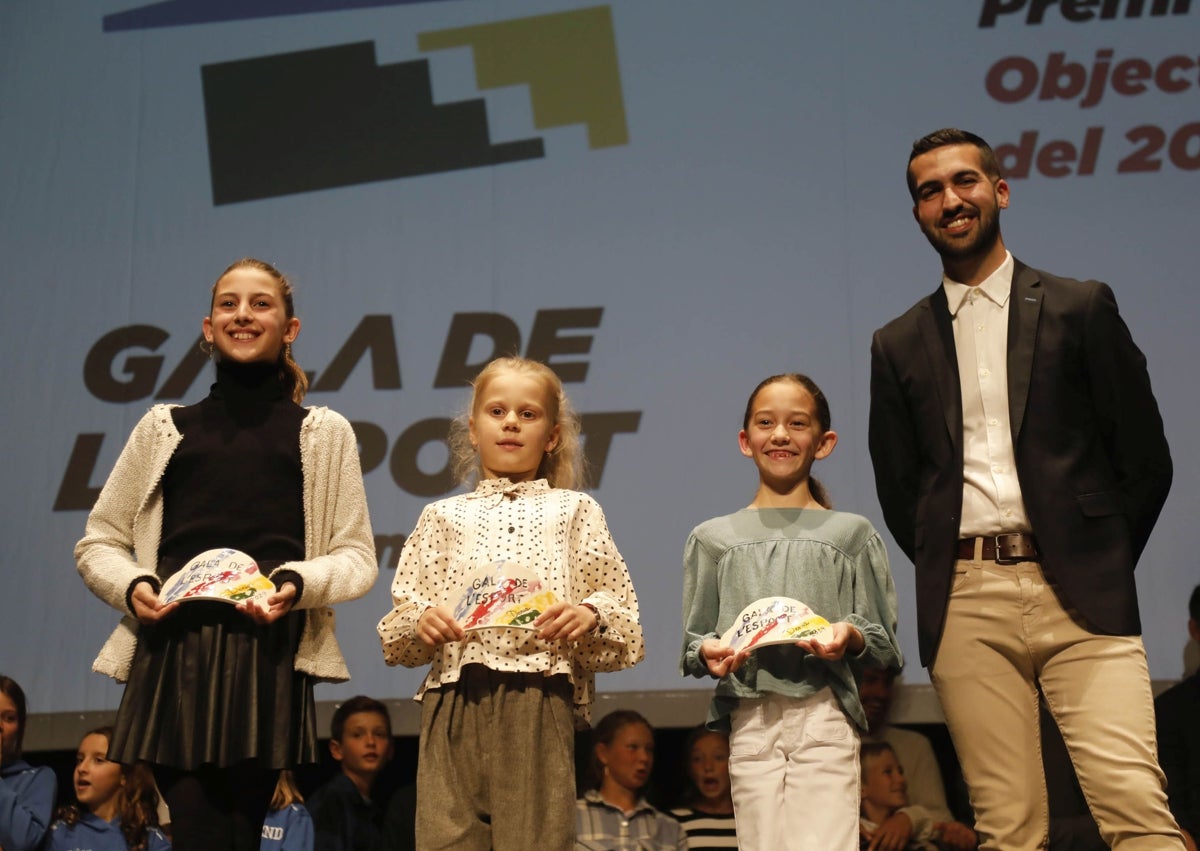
[942,251,1014,316]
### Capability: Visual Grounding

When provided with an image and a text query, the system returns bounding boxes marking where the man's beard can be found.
[922,205,1001,262]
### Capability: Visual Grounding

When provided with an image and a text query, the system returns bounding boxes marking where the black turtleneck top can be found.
[158,360,306,580]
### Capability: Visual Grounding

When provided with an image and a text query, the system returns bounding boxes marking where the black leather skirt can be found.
[110,601,318,771]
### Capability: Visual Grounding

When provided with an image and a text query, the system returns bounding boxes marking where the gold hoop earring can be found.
[199,339,214,359]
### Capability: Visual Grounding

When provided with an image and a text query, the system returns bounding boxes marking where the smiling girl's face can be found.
[203,266,299,365]
[739,379,836,497]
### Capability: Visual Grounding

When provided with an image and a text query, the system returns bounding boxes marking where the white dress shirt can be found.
[943,252,1032,537]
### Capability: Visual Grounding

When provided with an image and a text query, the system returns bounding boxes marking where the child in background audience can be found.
[379,356,644,850]
[260,770,313,851]
[575,710,686,851]
[672,724,734,849]
[305,696,392,851]
[670,727,736,849]
[0,674,55,851]
[44,726,171,851]
[859,742,937,851]
[680,373,901,851]
[378,779,415,851]
[859,665,976,850]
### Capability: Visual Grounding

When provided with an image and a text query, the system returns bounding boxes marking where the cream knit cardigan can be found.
[75,404,377,683]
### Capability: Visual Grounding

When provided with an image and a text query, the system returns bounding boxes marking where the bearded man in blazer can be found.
[869,128,1182,851]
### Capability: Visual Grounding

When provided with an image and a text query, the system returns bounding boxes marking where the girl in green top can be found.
[680,373,901,851]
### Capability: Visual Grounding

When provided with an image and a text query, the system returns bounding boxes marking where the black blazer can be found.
[868,260,1172,667]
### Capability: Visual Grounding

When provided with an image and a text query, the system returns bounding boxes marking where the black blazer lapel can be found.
[919,287,962,449]
[1007,261,1042,442]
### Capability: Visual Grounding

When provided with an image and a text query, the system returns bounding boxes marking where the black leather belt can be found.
[957,533,1040,563]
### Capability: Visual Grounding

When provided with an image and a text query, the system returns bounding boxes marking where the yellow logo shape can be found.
[419,5,628,149]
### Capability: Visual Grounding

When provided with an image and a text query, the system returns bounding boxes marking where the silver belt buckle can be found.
[994,533,1035,564]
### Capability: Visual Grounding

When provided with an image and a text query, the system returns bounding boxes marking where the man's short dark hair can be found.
[330,695,391,742]
[1189,584,1200,623]
[906,128,1003,200]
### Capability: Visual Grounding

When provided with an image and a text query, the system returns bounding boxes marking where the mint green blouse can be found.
[681,508,902,730]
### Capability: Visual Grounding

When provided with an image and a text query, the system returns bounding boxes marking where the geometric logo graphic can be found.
[199,6,627,204]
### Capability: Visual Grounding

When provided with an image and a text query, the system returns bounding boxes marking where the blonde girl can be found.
[379,356,643,850]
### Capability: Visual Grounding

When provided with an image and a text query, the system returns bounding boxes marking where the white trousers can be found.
[728,688,860,851]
